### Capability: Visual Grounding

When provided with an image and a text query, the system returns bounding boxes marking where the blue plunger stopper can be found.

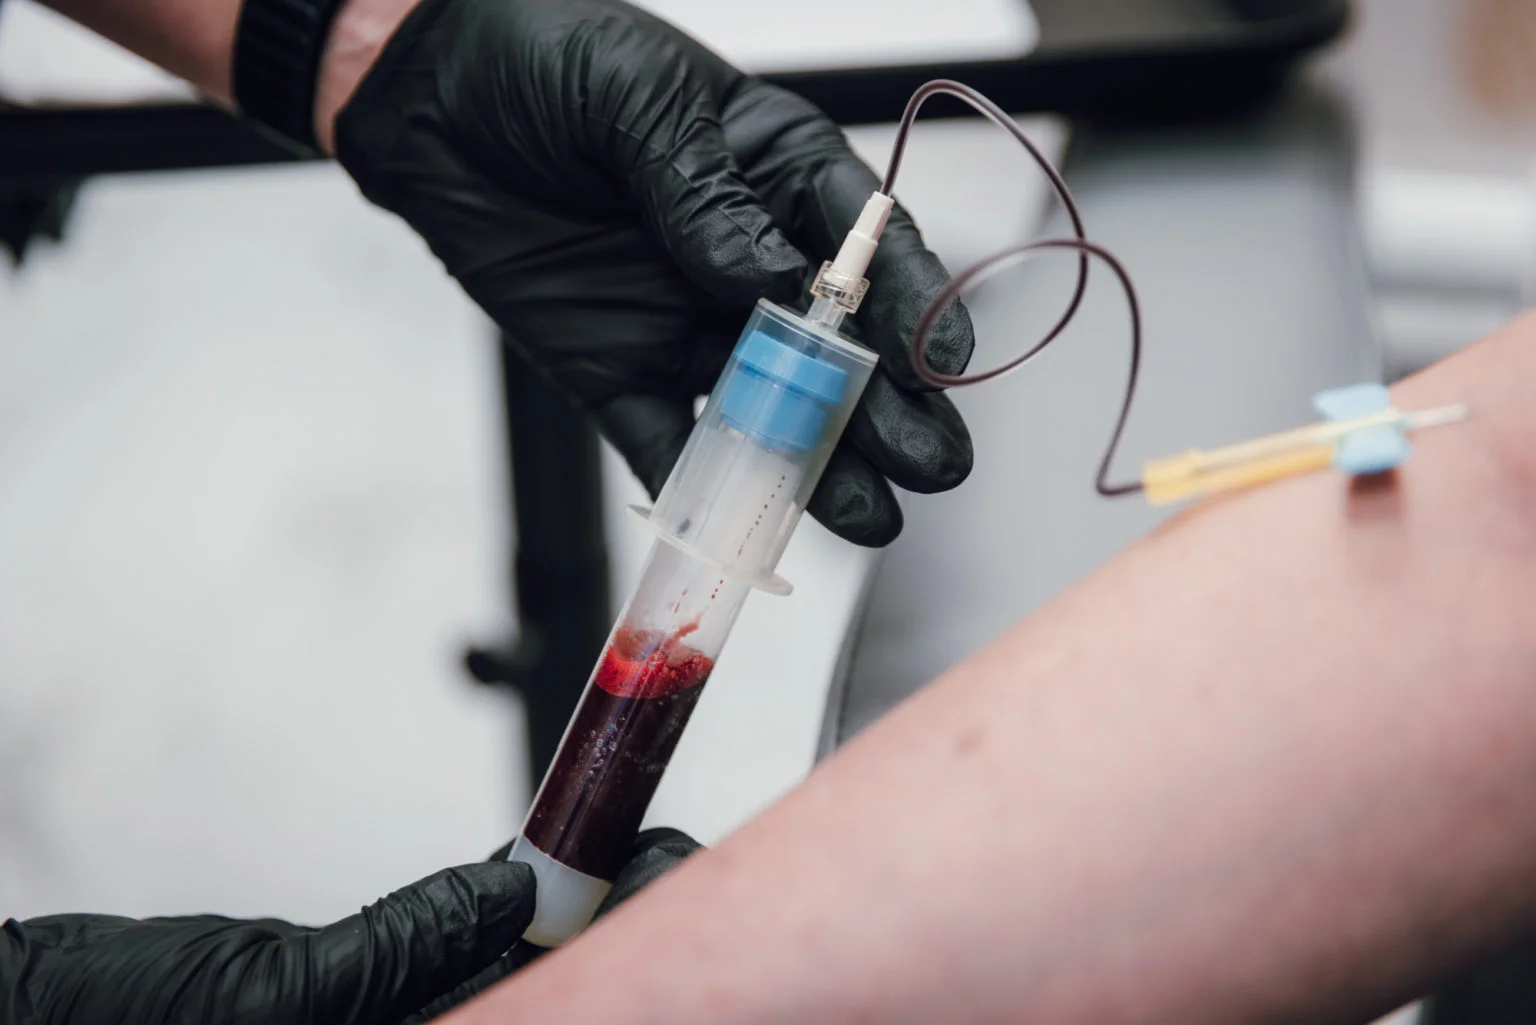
[720,329,850,453]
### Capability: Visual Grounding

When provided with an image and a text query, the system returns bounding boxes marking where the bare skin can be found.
[440,310,1536,1025]
[40,0,417,150]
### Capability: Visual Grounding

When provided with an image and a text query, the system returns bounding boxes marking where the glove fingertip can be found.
[754,230,811,303]
[921,291,977,379]
[595,828,703,920]
[502,859,537,894]
[632,827,702,860]
[863,240,976,385]
[387,862,537,959]
[854,380,975,495]
[807,450,904,548]
[677,217,806,305]
[456,861,538,930]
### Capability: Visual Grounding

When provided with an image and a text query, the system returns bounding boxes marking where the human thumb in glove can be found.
[1,861,534,1025]
[3,828,703,1025]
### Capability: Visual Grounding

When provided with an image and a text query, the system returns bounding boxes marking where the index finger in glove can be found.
[594,827,703,919]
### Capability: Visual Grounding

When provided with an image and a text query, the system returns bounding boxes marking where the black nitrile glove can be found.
[406,827,702,1023]
[335,0,974,546]
[0,862,535,1025]
[1,830,700,1025]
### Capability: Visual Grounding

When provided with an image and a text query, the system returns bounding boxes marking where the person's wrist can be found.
[313,0,423,153]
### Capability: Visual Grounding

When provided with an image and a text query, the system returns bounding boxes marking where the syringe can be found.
[506,196,894,948]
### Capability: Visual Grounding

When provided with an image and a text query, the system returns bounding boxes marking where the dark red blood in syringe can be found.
[522,628,714,879]
[593,626,711,699]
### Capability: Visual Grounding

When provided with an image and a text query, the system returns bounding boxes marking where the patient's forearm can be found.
[42,0,241,100]
[42,0,414,148]
[455,312,1536,1025]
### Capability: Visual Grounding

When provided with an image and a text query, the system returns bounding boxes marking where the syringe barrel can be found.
[509,299,876,947]
[511,540,750,947]
[642,300,878,591]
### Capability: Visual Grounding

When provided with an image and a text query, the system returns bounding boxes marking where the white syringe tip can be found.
[828,192,895,281]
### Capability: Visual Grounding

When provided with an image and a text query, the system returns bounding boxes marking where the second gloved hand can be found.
[334,0,975,546]
[2,830,700,1025]
[405,827,702,1022]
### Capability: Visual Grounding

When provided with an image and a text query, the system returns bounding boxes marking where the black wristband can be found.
[233,0,348,152]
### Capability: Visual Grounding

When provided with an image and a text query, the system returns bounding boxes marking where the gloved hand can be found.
[335,0,974,546]
[406,827,701,1022]
[1,829,699,1025]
